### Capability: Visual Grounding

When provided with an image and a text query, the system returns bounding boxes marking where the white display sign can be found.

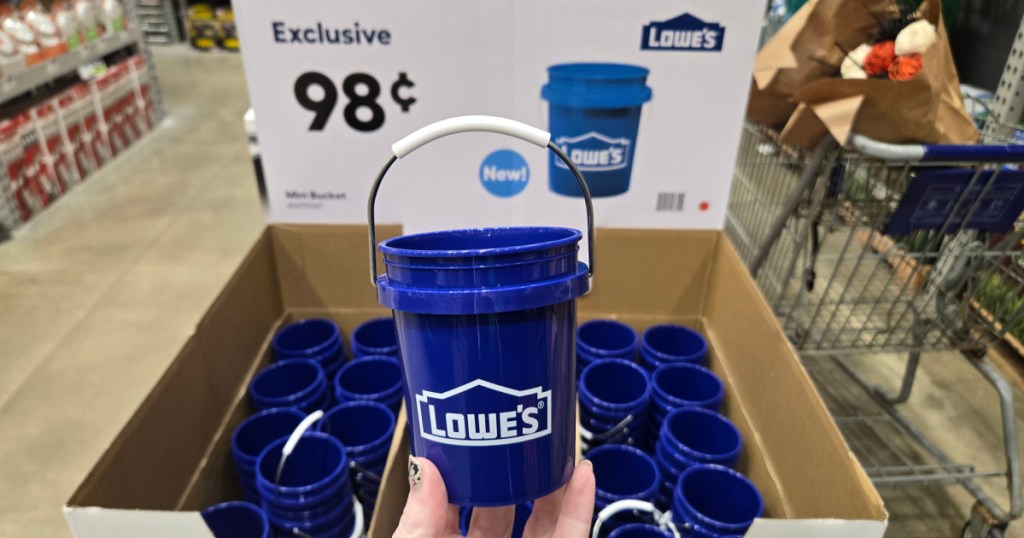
[235,1,764,231]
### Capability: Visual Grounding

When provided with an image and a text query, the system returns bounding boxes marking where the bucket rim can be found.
[673,464,764,532]
[378,226,582,259]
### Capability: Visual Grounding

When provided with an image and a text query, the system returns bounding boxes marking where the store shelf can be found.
[0,30,140,106]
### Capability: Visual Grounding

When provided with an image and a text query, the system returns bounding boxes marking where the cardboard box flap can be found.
[704,239,886,521]
[66,335,220,510]
[584,229,718,319]
[270,224,402,311]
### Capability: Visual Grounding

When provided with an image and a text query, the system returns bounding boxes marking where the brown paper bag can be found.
[780,0,978,148]
[747,0,899,127]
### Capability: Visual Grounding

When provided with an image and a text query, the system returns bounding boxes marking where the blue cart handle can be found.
[849,133,1024,162]
[368,115,595,286]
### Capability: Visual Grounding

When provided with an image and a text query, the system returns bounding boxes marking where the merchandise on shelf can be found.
[127,54,155,130]
[0,3,42,65]
[187,4,217,51]
[98,0,124,34]
[57,84,94,179]
[17,112,61,209]
[215,7,237,51]
[73,0,99,42]
[20,0,67,58]
[32,101,75,192]
[51,0,83,50]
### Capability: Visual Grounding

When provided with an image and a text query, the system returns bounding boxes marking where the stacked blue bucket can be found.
[231,408,306,504]
[350,317,400,358]
[256,432,358,537]
[577,319,639,377]
[589,444,660,537]
[273,318,347,378]
[201,501,270,538]
[319,401,397,522]
[578,358,651,450]
[577,321,763,537]
[333,355,403,413]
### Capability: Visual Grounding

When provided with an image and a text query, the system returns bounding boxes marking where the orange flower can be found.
[863,41,896,77]
[889,53,923,81]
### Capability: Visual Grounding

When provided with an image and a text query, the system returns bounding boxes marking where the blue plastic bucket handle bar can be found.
[366,115,595,285]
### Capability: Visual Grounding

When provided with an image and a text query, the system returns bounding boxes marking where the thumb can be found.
[393,456,453,538]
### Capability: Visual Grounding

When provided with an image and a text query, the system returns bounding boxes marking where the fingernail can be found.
[408,456,422,489]
[579,459,593,470]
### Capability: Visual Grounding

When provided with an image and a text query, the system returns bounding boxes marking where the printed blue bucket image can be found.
[201,501,270,538]
[672,464,763,537]
[368,116,595,506]
[542,63,652,198]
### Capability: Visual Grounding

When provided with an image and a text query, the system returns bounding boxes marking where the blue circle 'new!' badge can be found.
[480,149,529,198]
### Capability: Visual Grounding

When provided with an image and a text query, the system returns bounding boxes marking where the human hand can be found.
[393,457,596,538]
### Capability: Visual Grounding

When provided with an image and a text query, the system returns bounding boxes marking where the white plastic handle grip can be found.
[390,115,551,158]
[283,410,324,458]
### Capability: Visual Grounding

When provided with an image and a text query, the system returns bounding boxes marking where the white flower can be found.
[895,20,937,55]
[840,43,871,79]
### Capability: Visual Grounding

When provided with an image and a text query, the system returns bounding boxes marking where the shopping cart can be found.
[725,107,1024,537]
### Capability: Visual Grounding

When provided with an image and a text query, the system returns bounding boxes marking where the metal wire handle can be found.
[367,115,595,285]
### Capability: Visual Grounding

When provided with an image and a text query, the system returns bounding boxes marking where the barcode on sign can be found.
[656,192,685,212]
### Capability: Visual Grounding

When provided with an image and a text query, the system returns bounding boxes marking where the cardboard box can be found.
[64,225,887,537]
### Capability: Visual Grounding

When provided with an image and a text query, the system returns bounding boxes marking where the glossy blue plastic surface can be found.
[589,444,660,504]
[608,523,674,538]
[351,317,399,357]
[379,226,587,506]
[579,359,652,412]
[640,325,707,372]
[255,433,349,510]
[201,501,269,538]
[231,408,305,500]
[659,408,742,469]
[273,318,342,358]
[672,465,763,537]
[333,356,403,411]
[249,359,328,413]
[652,363,724,411]
[318,401,396,457]
[577,319,638,359]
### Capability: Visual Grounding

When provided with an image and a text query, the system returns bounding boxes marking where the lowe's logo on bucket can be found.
[416,379,552,447]
[554,132,631,172]
[641,13,725,52]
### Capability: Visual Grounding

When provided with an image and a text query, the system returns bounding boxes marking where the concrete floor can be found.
[0,46,1021,537]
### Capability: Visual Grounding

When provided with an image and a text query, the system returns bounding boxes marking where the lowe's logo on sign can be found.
[641,13,725,52]
[416,379,552,447]
[555,132,631,172]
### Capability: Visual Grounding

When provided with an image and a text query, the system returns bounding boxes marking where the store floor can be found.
[0,47,1021,537]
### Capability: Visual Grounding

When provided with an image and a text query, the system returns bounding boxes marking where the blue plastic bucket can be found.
[273,318,343,359]
[607,523,673,538]
[351,317,399,358]
[369,116,595,506]
[255,433,351,511]
[659,408,742,470]
[578,358,651,448]
[201,501,269,538]
[333,356,403,412]
[577,319,638,359]
[589,444,660,505]
[542,63,652,198]
[231,408,305,499]
[249,359,328,413]
[672,464,763,537]
[640,324,707,372]
[377,227,589,505]
[645,363,724,447]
